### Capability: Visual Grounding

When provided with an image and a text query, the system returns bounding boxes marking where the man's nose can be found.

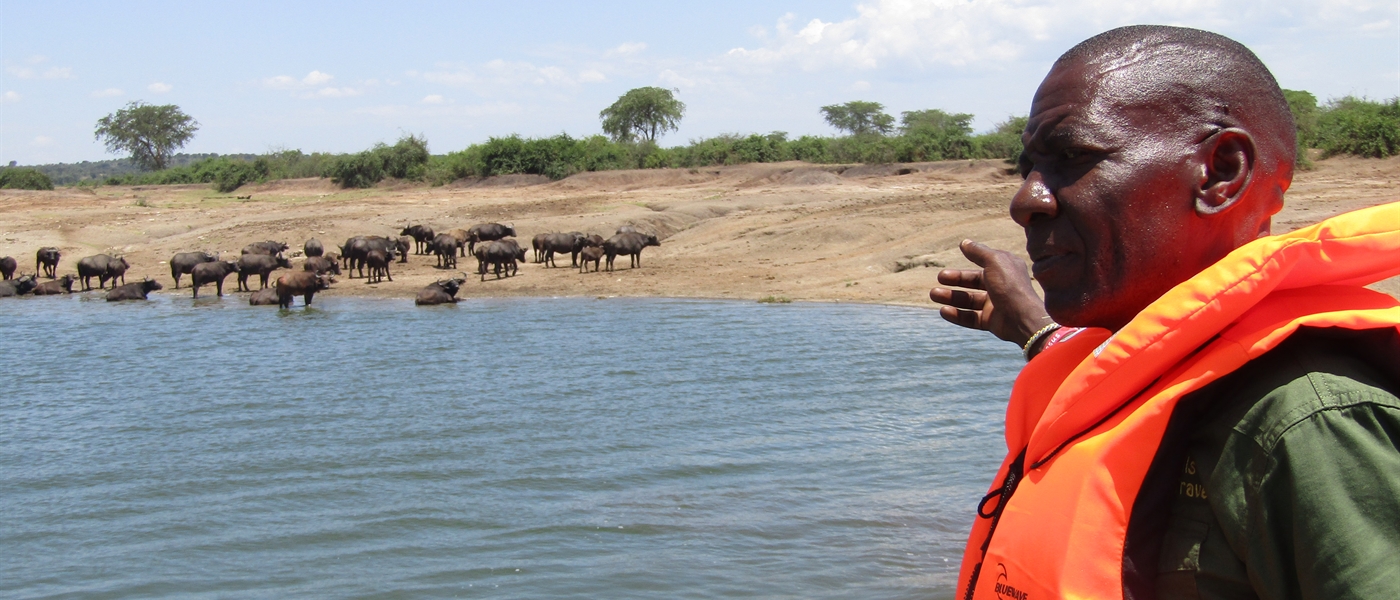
[1010,172,1058,226]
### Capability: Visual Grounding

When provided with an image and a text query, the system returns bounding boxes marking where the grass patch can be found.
[758,295,793,304]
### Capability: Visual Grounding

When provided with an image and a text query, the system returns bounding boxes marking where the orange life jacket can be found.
[957,201,1400,600]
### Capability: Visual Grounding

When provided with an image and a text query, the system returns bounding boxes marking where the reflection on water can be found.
[0,295,1021,599]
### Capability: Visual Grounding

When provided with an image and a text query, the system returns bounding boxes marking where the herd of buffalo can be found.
[0,222,662,308]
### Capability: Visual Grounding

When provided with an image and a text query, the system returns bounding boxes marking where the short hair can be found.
[1058,25,1295,182]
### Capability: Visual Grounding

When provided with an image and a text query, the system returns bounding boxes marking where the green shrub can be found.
[1317,96,1400,158]
[0,167,55,190]
[327,134,430,188]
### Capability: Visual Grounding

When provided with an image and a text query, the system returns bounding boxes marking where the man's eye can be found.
[1062,149,1082,160]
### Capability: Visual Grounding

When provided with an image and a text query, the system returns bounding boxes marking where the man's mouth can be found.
[1030,250,1075,281]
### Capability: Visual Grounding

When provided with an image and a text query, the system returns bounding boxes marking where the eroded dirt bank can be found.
[3,156,1397,305]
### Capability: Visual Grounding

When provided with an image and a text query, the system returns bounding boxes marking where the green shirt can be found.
[1155,331,1400,600]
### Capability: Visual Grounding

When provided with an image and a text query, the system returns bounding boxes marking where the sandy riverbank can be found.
[3,156,1398,305]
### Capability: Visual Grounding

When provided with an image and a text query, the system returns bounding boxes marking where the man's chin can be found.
[1044,289,1107,330]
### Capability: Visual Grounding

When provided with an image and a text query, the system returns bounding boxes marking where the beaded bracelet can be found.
[1022,322,1062,361]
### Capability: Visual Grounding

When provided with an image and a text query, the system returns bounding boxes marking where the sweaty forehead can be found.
[1031,49,1215,140]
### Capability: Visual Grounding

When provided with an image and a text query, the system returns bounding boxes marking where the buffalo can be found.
[0,274,38,297]
[32,274,75,295]
[401,225,435,255]
[578,246,604,273]
[540,232,587,268]
[248,287,279,305]
[431,233,460,269]
[275,271,333,308]
[304,238,325,258]
[447,228,471,257]
[603,232,661,271]
[77,254,129,290]
[106,279,162,301]
[467,223,515,254]
[340,236,398,278]
[35,247,61,278]
[191,260,239,298]
[415,278,465,305]
[303,256,342,276]
[0,256,15,280]
[365,248,393,283]
[236,253,291,291]
[531,233,549,263]
[474,239,526,281]
[169,251,219,288]
[242,241,289,256]
[396,236,413,263]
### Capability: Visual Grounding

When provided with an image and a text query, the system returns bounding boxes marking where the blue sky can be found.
[3,0,1397,165]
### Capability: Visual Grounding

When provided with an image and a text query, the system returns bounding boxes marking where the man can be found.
[930,25,1400,599]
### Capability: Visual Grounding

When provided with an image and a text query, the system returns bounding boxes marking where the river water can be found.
[1,295,1022,599]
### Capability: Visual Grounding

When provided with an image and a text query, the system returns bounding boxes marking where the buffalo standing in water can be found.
[191,260,239,298]
[32,275,75,295]
[0,274,38,297]
[35,247,61,278]
[106,279,162,301]
[602,232,661,271]
[236,254,291,291]
[169,251,219,288]
[275,271,333,308]
[0,256,16,280]
[77,254,129,290]
[415,278,465,305]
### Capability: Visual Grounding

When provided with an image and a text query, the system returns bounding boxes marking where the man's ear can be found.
[1195,128,1255,216]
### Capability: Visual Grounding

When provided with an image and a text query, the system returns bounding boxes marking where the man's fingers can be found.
[929,286,987,311]
[959,239,997,268]
[939,305,986,330]
[936,268,986,290]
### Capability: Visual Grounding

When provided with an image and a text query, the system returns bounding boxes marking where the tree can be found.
[899,109,974,136]
[820,101,894,136]
[94,101,199,171]
[600,87,686,143]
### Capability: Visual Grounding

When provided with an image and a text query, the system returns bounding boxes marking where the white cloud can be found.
[264,71,336,89]
[850,80,871,91]
[148,82,173,93]
[303,70,334,85]
[5,65,73,79]
[91,88,123,97]
[422,94,445,104]
[2,91,19,103]
[606,42,648,57]
[579,69,607,83]
[32,136,55,147]
[43,67,74,79]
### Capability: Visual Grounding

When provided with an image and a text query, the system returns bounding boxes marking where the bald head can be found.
[1056,25,1295,187]
[1012,27,1298,329]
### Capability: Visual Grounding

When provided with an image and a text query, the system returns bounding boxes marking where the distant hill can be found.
[20,153,258,186]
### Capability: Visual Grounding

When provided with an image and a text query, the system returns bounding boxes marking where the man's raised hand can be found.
[928,240,1052,347]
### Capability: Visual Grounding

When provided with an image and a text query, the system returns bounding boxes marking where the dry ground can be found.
[2,155,1398,305]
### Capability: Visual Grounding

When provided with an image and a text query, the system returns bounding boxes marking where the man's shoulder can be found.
[1221,328,1400,454]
